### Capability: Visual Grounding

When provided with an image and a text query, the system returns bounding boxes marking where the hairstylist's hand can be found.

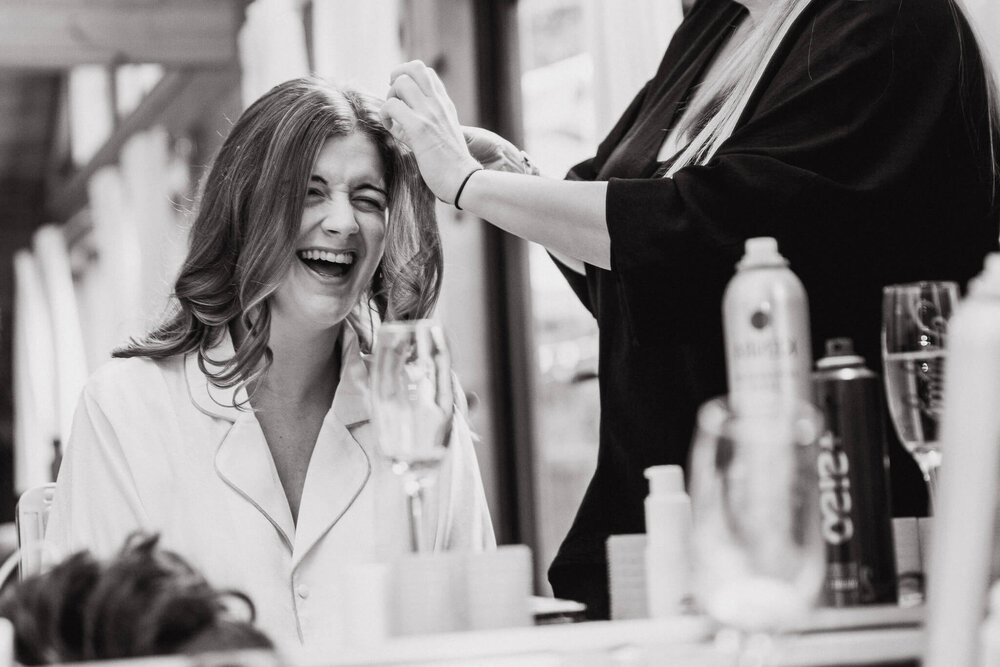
[381,61,483,206]
[464,126,539,175]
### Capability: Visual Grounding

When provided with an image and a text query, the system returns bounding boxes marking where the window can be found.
[516,0,680,594]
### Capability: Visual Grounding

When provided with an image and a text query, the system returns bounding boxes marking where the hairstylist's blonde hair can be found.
[666,0,808,177]
[666,0,1000,185]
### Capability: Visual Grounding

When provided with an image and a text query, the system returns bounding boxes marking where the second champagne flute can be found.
[881,281,958,510]
[371,320,454,552]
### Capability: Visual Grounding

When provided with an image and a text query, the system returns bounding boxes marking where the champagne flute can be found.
[882,281,958,511]
[689,394,825,665]
[371,319,454,552]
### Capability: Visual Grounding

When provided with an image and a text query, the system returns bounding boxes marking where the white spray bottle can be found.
[723,237,812,411]
[644,465,692,617]
[925,254,1000,667]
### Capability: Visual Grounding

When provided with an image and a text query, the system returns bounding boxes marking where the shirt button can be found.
[296,584,310,599]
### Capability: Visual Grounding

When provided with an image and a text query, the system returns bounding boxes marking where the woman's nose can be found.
[319,196,359,235]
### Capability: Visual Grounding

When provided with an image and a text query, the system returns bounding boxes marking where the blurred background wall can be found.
[0,0,995,592]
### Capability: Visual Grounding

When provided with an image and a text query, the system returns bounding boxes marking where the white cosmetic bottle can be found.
[722,237,812,411]
[925,254,1000,667]
[644,465,692,618]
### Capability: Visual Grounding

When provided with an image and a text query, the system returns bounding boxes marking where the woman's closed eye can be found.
[352,194,387,213]
[305,179,327,202]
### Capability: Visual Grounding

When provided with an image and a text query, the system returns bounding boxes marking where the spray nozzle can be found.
[970,252,1000,298]
[737,237,789,269]
[645,465,686,497]
[816,337,865,370]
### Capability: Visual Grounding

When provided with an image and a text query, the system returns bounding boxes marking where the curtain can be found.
[31,226,88,454]
[238,0,310,108]
[121,128,189,326]
[13,223,90,493]
[12,252,58,494]
[85,163,143,359]
[81,127,189,364]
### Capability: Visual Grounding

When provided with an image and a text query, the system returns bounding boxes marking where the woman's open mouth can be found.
[297,249,356,279]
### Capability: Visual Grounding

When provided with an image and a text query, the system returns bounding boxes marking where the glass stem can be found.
[406,480,426,553]
[922,463,940,516]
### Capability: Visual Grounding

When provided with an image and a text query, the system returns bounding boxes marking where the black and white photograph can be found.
[0,0,999,664]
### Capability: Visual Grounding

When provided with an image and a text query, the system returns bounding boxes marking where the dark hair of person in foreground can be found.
[0,533,273,664]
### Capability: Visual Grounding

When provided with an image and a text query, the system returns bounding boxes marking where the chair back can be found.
[15,483,56,580]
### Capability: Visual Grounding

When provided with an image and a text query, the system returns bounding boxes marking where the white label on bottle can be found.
[724,283,811,406]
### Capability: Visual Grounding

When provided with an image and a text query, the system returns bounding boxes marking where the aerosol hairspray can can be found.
[812,337,897,606]
[723,237,812,412]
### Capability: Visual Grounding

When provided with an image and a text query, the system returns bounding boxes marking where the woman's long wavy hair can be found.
[114,77,442,392]
[666,0,1000,189]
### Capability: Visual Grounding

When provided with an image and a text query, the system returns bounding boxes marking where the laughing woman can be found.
[44,78,495,648]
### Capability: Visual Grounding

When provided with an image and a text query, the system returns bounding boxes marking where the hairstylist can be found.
[381,0,1000,618]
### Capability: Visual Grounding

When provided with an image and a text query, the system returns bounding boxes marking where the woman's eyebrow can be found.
[356,181,388,197]
[309,174,386,196]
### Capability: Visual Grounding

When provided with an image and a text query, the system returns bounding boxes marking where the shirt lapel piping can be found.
[289,324,375,570]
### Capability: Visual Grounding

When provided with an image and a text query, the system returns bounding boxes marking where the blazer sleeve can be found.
[44,386,151,564]
[606,0,992,346]
[552,78,657,316]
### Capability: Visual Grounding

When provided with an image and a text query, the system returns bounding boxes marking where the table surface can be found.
[289,604,926,666]
[46,605,926,666]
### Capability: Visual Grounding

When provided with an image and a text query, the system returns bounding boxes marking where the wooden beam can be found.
[0,1,245,69]
[45,65,241,220]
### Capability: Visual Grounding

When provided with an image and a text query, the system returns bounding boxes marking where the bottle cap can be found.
[737,237,789,269]
[815,337,865,370]
[970,253,1000,298]
[644,465,685,496]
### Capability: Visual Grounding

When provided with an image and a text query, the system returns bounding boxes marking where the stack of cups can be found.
[340,562,392,646]
[607,534,648,620]
[390,546,534,636]
[391,551,466,636]
[465,545,533,630]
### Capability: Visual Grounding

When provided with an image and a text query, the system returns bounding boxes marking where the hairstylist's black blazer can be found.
[549,0,1000,619]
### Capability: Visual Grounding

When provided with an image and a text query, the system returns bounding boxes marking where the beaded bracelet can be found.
[454,167,484,211]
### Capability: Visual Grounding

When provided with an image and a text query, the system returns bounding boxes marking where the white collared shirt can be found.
[44,325,495,649]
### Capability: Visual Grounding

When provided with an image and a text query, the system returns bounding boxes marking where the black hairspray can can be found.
[813,338,897,605]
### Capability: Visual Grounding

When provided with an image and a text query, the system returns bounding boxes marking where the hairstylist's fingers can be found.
[463,126,502,163]
[427,67,449,97]
[379,98,420,145]
[389,60,431,91]
[389,74,428,110]
[389,60,421,81]
[402,63,437,97]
